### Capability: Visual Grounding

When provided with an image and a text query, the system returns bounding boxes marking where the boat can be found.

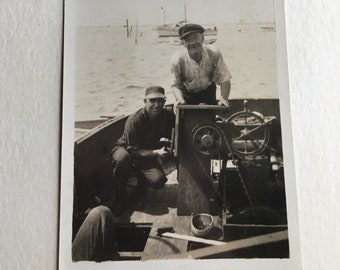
[170,35,218,45]
[157,21,218,38]
[156,4,218,38]
[73,99,289,261]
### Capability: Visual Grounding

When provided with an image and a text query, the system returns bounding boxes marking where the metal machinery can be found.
[175,100,289,257]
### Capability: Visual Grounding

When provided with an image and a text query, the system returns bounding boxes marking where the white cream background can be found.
[0,1,339,270]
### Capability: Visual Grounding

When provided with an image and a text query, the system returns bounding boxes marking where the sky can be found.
[76,0,275,26]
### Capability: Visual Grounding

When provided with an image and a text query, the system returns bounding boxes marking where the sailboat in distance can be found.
[156,4,218,38]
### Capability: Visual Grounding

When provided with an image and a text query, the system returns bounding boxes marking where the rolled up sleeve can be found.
[212,49,232,85]
[171,53,185,90]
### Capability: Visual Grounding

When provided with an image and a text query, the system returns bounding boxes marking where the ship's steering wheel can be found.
[191,101,271,157]
[225,101,270,156]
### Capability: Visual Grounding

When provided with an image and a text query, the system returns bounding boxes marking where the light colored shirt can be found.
[171,44,231,93]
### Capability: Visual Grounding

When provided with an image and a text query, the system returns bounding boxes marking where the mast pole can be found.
[184,3,187,23]
[126,19,129,37]
[135,18,138,44]
[161,6,165,25]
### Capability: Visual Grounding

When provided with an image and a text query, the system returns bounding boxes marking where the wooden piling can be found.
[126,19,129,37]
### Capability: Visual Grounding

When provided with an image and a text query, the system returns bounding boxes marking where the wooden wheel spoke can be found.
[227,111,270,156]
[246,132,263,149]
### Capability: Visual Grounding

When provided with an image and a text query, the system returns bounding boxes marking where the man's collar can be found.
[185,45,207,63]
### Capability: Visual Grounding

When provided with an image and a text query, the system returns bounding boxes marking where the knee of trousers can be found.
[87,206,113,224]
[111,148,132,169]
[147,171,167,190]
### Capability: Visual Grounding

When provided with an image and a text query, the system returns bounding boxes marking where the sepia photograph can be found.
[59,0,301,269]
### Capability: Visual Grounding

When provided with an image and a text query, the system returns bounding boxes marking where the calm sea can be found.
[75,24,277,121]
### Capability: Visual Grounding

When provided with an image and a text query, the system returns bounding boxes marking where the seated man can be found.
[72,205,119,262]
[107,86,175,213]
[171,23,232,109]
[72,86,175,261]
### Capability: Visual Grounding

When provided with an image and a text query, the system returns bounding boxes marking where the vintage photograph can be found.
[60,0,300,268]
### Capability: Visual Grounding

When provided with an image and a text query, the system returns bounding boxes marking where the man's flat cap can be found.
[145,86,166,99]
[178,23,205,39]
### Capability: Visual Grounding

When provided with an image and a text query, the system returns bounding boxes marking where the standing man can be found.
[171,23,232,109]
[107,86,175,212]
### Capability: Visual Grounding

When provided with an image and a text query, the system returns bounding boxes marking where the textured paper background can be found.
[0,1,339,270]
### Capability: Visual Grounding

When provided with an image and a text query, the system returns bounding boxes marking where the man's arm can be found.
[171,52,187,106]
[129,147,170,159]
[209,46,231,107]
[218,80,231,107]
[172,86,186,104]
[172,85,187,113]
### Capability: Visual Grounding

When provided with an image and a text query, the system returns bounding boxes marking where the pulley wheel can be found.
[191,123,224,156]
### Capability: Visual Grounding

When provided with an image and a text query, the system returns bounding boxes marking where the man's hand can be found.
[153,147,170,158]
[174,99,187,113]
[218,97,231,108]
[159,137,171,144]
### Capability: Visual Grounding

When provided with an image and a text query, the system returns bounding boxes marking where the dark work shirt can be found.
[116,107,175,150]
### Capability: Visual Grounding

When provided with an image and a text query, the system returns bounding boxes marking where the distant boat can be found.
[169,34,217,45]
[157,21,218,38]
[156,5,218,38]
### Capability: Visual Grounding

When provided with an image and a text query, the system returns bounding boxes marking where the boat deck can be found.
[74,101,289,260]
[113,170,222,261]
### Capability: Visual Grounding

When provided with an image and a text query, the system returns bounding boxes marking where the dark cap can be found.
[145,86,166,99]
[178,23,205,40]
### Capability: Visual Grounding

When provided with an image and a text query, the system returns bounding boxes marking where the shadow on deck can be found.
[116,169,178,224]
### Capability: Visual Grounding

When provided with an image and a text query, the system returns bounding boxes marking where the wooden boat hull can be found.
[73,99,289,260]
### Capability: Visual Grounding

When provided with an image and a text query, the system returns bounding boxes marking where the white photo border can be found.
[59,1,301,269]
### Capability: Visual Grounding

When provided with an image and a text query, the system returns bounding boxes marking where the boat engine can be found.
[189,101,287,247]
[174,100,287,254]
